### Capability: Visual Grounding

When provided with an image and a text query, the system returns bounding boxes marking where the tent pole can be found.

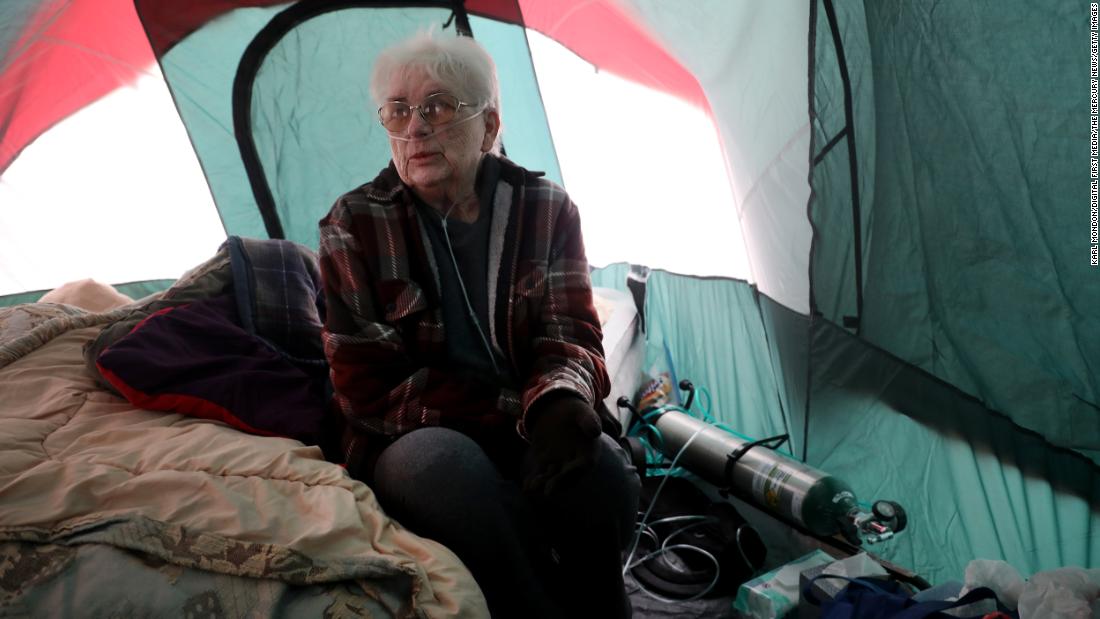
[821,0,864,333]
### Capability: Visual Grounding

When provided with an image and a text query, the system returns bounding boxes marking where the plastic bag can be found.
[1018,568,1100,619]
[962,559,1100,619]
[963,560,1025,609]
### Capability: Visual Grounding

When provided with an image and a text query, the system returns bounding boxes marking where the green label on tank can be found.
[752,462,794,516]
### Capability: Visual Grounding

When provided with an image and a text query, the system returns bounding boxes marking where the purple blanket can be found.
[97,294,328,445]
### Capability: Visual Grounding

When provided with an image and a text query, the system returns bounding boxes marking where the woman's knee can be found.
[372,427,499,511]
[376,426,482,471]
[371,427,526,562]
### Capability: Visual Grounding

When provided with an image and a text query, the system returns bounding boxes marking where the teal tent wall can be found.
[805,316,1099,583]
[154,2,287,243]
[151,4,560,249]
[810,0,1100,462]
[619,1,1099,579]
[631,270,1099,582]
[643,272,792,448]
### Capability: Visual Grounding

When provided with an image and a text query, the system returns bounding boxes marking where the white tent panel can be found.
[0,65,226,297]
[527,31,749,279]
[619,0,813,312]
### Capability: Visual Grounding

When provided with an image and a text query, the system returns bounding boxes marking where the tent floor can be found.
[621,483,831,617]
[625,571,736,617]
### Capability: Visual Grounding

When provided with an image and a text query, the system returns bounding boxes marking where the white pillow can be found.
[39,278,133,312]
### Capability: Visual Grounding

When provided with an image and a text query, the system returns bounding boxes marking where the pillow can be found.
[95,294,328,445]
[39,278,133,312]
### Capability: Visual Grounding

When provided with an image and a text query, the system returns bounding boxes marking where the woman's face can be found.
[385,68,498,204]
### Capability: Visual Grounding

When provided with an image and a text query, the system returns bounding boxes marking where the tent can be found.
[1,0,1096,590]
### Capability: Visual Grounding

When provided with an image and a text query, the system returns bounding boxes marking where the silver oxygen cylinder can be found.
[653,410,860,538]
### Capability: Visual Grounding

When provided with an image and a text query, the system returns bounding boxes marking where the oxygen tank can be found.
[650,409,903,544]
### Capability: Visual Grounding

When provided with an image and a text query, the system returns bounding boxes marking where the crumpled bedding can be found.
[0,303,488,617]
[1,536,400,617]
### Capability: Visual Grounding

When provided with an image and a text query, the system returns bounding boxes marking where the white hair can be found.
[371,31,503,153]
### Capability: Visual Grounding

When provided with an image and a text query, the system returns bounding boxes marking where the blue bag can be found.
[801,575,1003,619]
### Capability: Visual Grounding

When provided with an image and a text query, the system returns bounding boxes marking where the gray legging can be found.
[371,427,641,618]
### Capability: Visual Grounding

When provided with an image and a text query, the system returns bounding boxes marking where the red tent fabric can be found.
[0,0,153,173]
[508,0,708,112]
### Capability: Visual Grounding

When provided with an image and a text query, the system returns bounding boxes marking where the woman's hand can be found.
[523,392,602,497]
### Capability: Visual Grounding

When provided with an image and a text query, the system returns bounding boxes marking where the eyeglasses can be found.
[377,92,477,132]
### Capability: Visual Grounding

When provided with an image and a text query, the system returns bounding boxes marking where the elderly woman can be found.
[318,32,640,618]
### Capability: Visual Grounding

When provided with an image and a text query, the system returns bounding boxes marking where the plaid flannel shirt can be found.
[319,156,609,464]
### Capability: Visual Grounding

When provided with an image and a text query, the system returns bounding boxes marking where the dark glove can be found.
[523,391,602,497]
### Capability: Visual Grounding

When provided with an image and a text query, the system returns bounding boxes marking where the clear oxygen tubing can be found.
[385,108,485,142]
[621,387,766,603]
[621,441,763,604]
[393,103,500,376]
[439,197,501,378]
[622,422,708,578]
[622,421,737,605]
[626,543,721,604]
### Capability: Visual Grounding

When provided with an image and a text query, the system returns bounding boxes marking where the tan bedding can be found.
[0,303,487,617]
